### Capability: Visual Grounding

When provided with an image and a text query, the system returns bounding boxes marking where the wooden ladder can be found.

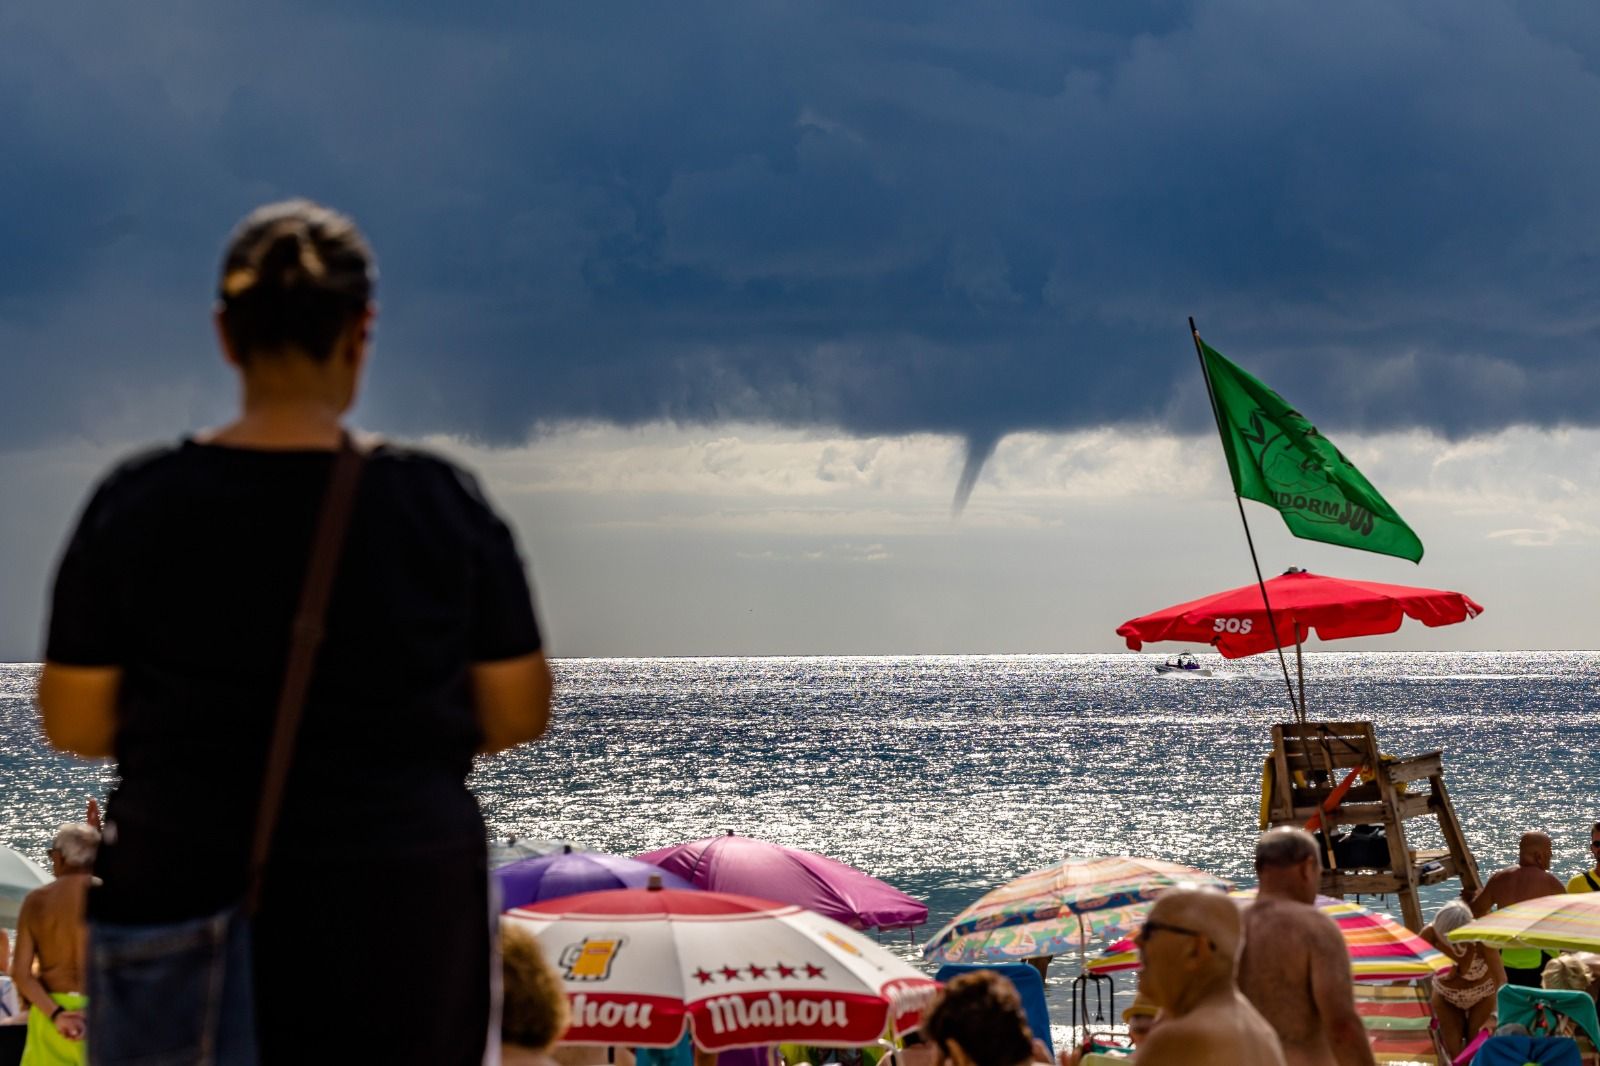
[1264,720,1482,930]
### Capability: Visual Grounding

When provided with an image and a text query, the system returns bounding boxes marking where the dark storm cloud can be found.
[4,1,1600,456]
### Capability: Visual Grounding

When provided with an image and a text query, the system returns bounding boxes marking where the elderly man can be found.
[1238,829,1375,1066]
[11,823,98,1065]
[1131,889,1285,1066]
[1472,831,1566,986]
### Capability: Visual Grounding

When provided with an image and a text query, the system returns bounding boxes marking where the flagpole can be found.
[1190,317,1302,724]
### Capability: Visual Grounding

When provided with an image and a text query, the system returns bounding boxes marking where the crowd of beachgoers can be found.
[7,199,1599,1066]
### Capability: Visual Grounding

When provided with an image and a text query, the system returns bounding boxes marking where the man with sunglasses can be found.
[1565,822,1600,894]
[1238,829,1375,1066]
[1131,889,1285,1065]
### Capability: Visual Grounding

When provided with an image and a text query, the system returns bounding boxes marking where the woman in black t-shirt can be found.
[38,200,553,1065]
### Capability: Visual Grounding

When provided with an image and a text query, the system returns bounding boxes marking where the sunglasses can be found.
[1135,918,1215,950]
[1588,840,1600,849]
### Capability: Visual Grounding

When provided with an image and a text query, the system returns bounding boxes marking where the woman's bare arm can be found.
[35,663,120,759]
[472,651,553,755]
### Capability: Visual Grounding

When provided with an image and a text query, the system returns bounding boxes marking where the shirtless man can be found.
[1132,889,1285,1066]
[1472,831,1566,986]
[1238,829,1375,1066]
[11,822,98,1064]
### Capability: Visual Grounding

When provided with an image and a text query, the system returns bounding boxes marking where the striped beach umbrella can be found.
[922,856,1229,964]
[1300,895,1454,984]
[1086,937,1140,975]
[1447,892,1600,953]
[1090,894,1453,984]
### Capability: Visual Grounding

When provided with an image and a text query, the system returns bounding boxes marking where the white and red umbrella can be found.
[507,887,938,1051]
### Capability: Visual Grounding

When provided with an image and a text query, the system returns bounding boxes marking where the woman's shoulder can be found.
[367,440,499,514]
[82,441,192,512]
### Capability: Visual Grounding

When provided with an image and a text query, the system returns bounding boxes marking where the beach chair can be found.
[1497,985,1600,1062]
[1353,982,1443,1064]
[933,963,1052,1057]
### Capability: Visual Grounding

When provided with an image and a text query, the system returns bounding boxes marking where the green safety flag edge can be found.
[1200,339,1423,563]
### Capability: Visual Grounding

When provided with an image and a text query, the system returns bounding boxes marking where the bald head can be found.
[1519,832,1552,868]
[1150,890,1241,964]
[1255,828,1319,871]
[1253,828,1321,904]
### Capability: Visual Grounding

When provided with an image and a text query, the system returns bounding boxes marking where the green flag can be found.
[1200,339,1423,562]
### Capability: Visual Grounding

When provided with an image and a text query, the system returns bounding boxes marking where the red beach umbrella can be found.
[1115,568,1482,660]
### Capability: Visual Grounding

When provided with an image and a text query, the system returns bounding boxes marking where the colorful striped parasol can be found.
[1447,892,1600,953]
[1088,893,1453,984]
[922,856,1229,964]
[1086,937,1140,975]
[1285,894,1453,984]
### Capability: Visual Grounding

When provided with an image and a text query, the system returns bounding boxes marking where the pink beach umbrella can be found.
[636,833,928,932]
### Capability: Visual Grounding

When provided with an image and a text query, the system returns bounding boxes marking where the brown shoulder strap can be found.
[246,433,369,912]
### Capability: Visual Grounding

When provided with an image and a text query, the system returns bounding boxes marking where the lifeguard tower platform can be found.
[1263,720,1481,930]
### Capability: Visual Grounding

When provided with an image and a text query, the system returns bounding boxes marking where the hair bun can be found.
[251,220,327,292]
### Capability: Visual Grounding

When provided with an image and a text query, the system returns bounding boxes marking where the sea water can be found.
[4,651,1598,1025]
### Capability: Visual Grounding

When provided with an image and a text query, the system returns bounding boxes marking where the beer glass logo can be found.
[560,937,626,981]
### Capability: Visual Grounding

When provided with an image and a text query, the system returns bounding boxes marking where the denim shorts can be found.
[88,906,259,1066]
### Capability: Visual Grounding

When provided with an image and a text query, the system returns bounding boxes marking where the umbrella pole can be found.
[1295,632,1307,721]
[1191,318,1300,722]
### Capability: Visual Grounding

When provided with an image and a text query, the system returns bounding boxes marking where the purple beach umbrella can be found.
[635,832,928,931]
[493,846,696,911]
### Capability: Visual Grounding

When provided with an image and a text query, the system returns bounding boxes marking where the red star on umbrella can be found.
[804,964,826,978]
[775,963,797,978]
[693,969,714,985]
[720,965,742,981]
[747,963,768,979]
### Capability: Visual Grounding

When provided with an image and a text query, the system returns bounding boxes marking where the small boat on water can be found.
[1154,651,1212,677]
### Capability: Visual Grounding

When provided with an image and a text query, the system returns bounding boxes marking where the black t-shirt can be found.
[46,439,542,923]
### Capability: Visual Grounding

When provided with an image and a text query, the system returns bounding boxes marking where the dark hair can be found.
[217,199,375,362]
[921,971,1033,1066]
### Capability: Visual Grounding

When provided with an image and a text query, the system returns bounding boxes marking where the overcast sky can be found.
[3,2,1598,658]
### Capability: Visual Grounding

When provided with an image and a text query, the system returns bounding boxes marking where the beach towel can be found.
[21,992,88,1066]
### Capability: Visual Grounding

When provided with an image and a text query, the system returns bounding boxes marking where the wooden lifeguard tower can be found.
[1263,720,1481,930]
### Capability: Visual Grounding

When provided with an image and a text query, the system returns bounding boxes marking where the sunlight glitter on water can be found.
[4,651,1598,1020]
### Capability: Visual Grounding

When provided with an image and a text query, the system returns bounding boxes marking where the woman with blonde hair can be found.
[1421,899,1505,1056]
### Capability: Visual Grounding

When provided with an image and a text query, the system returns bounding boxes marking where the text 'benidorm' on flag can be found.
[1200,340,1424,563]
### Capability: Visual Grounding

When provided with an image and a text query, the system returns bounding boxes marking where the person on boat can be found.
[1565,821,1600,894]
[1471,832,1567,987]
[35,200,554,1064]
[1130,889,1285,1066]
[1420,900,1505,1057]
[1238,829,1375,1066]
[10,823,98,1065]
[920,969,1039,1066]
